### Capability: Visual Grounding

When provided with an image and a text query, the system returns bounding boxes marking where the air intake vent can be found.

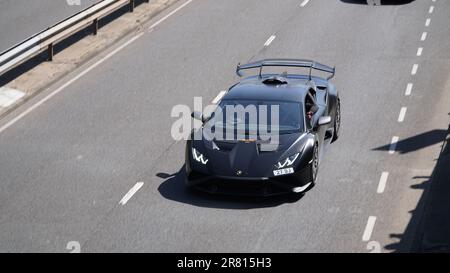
[262,76,288,85]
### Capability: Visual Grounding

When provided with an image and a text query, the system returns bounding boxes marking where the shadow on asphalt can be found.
[0,0,149,87]
[340,0,415,5]
[384,124,450,252]
[372,129,448,155]
[157,166,304,210]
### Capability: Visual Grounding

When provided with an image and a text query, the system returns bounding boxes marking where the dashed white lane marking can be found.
[421,32,427,41]
[0,0,193,135]
[362,216,377,242]
[362,0,436,249]
[0,87,25,107]
[405,83,413,96]
[389,136,399,154]
[264,35,276,47]
[398,107,407,122]
[417,47,423,56]
[377,172,389,194]
[411,64,419,75]
[300,0,310,7]
[212,90,227,104]
[119,182,144,205]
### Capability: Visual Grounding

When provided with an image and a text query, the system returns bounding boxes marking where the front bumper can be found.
[186,165,313,196]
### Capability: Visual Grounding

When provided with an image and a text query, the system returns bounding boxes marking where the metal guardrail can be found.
[0,0,148,76]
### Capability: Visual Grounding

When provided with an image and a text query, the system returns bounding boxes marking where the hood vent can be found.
[213,140,279,153]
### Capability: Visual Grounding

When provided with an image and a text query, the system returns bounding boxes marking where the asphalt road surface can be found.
[0,0,449,252]
[0,0,99,52]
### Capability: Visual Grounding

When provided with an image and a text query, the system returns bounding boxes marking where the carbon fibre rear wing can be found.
[236,58,335,80]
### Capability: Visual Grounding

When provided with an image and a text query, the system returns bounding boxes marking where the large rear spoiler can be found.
[236,58,335,80]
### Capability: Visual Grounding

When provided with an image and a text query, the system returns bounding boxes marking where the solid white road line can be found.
[148,0,193,30]
[300,0,310,7]
[377,172,389,194]
[119,182,144,205]
[421,32,427,41]
[405,83,413,96]
[411,64,419,75]
[425,18,431,27]
[362,216,377,242]
[429,6,434,14]
[0,0,193,135]
[0,33,143,134]
[264,35,276,47]
[0,87,25,108]
[389,136,399,154]
[417,47,423,56]
[212,90,227,104]
[398,107,407,122]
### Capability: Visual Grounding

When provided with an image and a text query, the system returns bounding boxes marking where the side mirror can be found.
[318,116,332,126]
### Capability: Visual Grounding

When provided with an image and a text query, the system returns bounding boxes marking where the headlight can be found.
[275,153,299,169]
[192,148,209,165]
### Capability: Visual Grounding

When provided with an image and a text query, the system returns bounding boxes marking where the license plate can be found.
[273,167,294,176]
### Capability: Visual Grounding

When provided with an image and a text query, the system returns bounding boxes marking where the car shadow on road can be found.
[157,166,304,210]
[383,124,450,252]
[340,0,415,5]
[372,129,448,155]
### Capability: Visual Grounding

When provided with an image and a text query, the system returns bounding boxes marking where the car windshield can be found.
[212,99,304,136]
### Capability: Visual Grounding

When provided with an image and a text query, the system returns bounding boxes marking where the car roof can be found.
[222,75,313,103]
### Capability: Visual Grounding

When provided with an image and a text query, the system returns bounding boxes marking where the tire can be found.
[332,98,341,143]
[299,143,319,194]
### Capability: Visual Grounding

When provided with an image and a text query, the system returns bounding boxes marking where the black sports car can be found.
[185,59,341,196]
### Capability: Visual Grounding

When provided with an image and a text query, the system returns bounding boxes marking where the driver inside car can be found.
[305,92,319,128]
